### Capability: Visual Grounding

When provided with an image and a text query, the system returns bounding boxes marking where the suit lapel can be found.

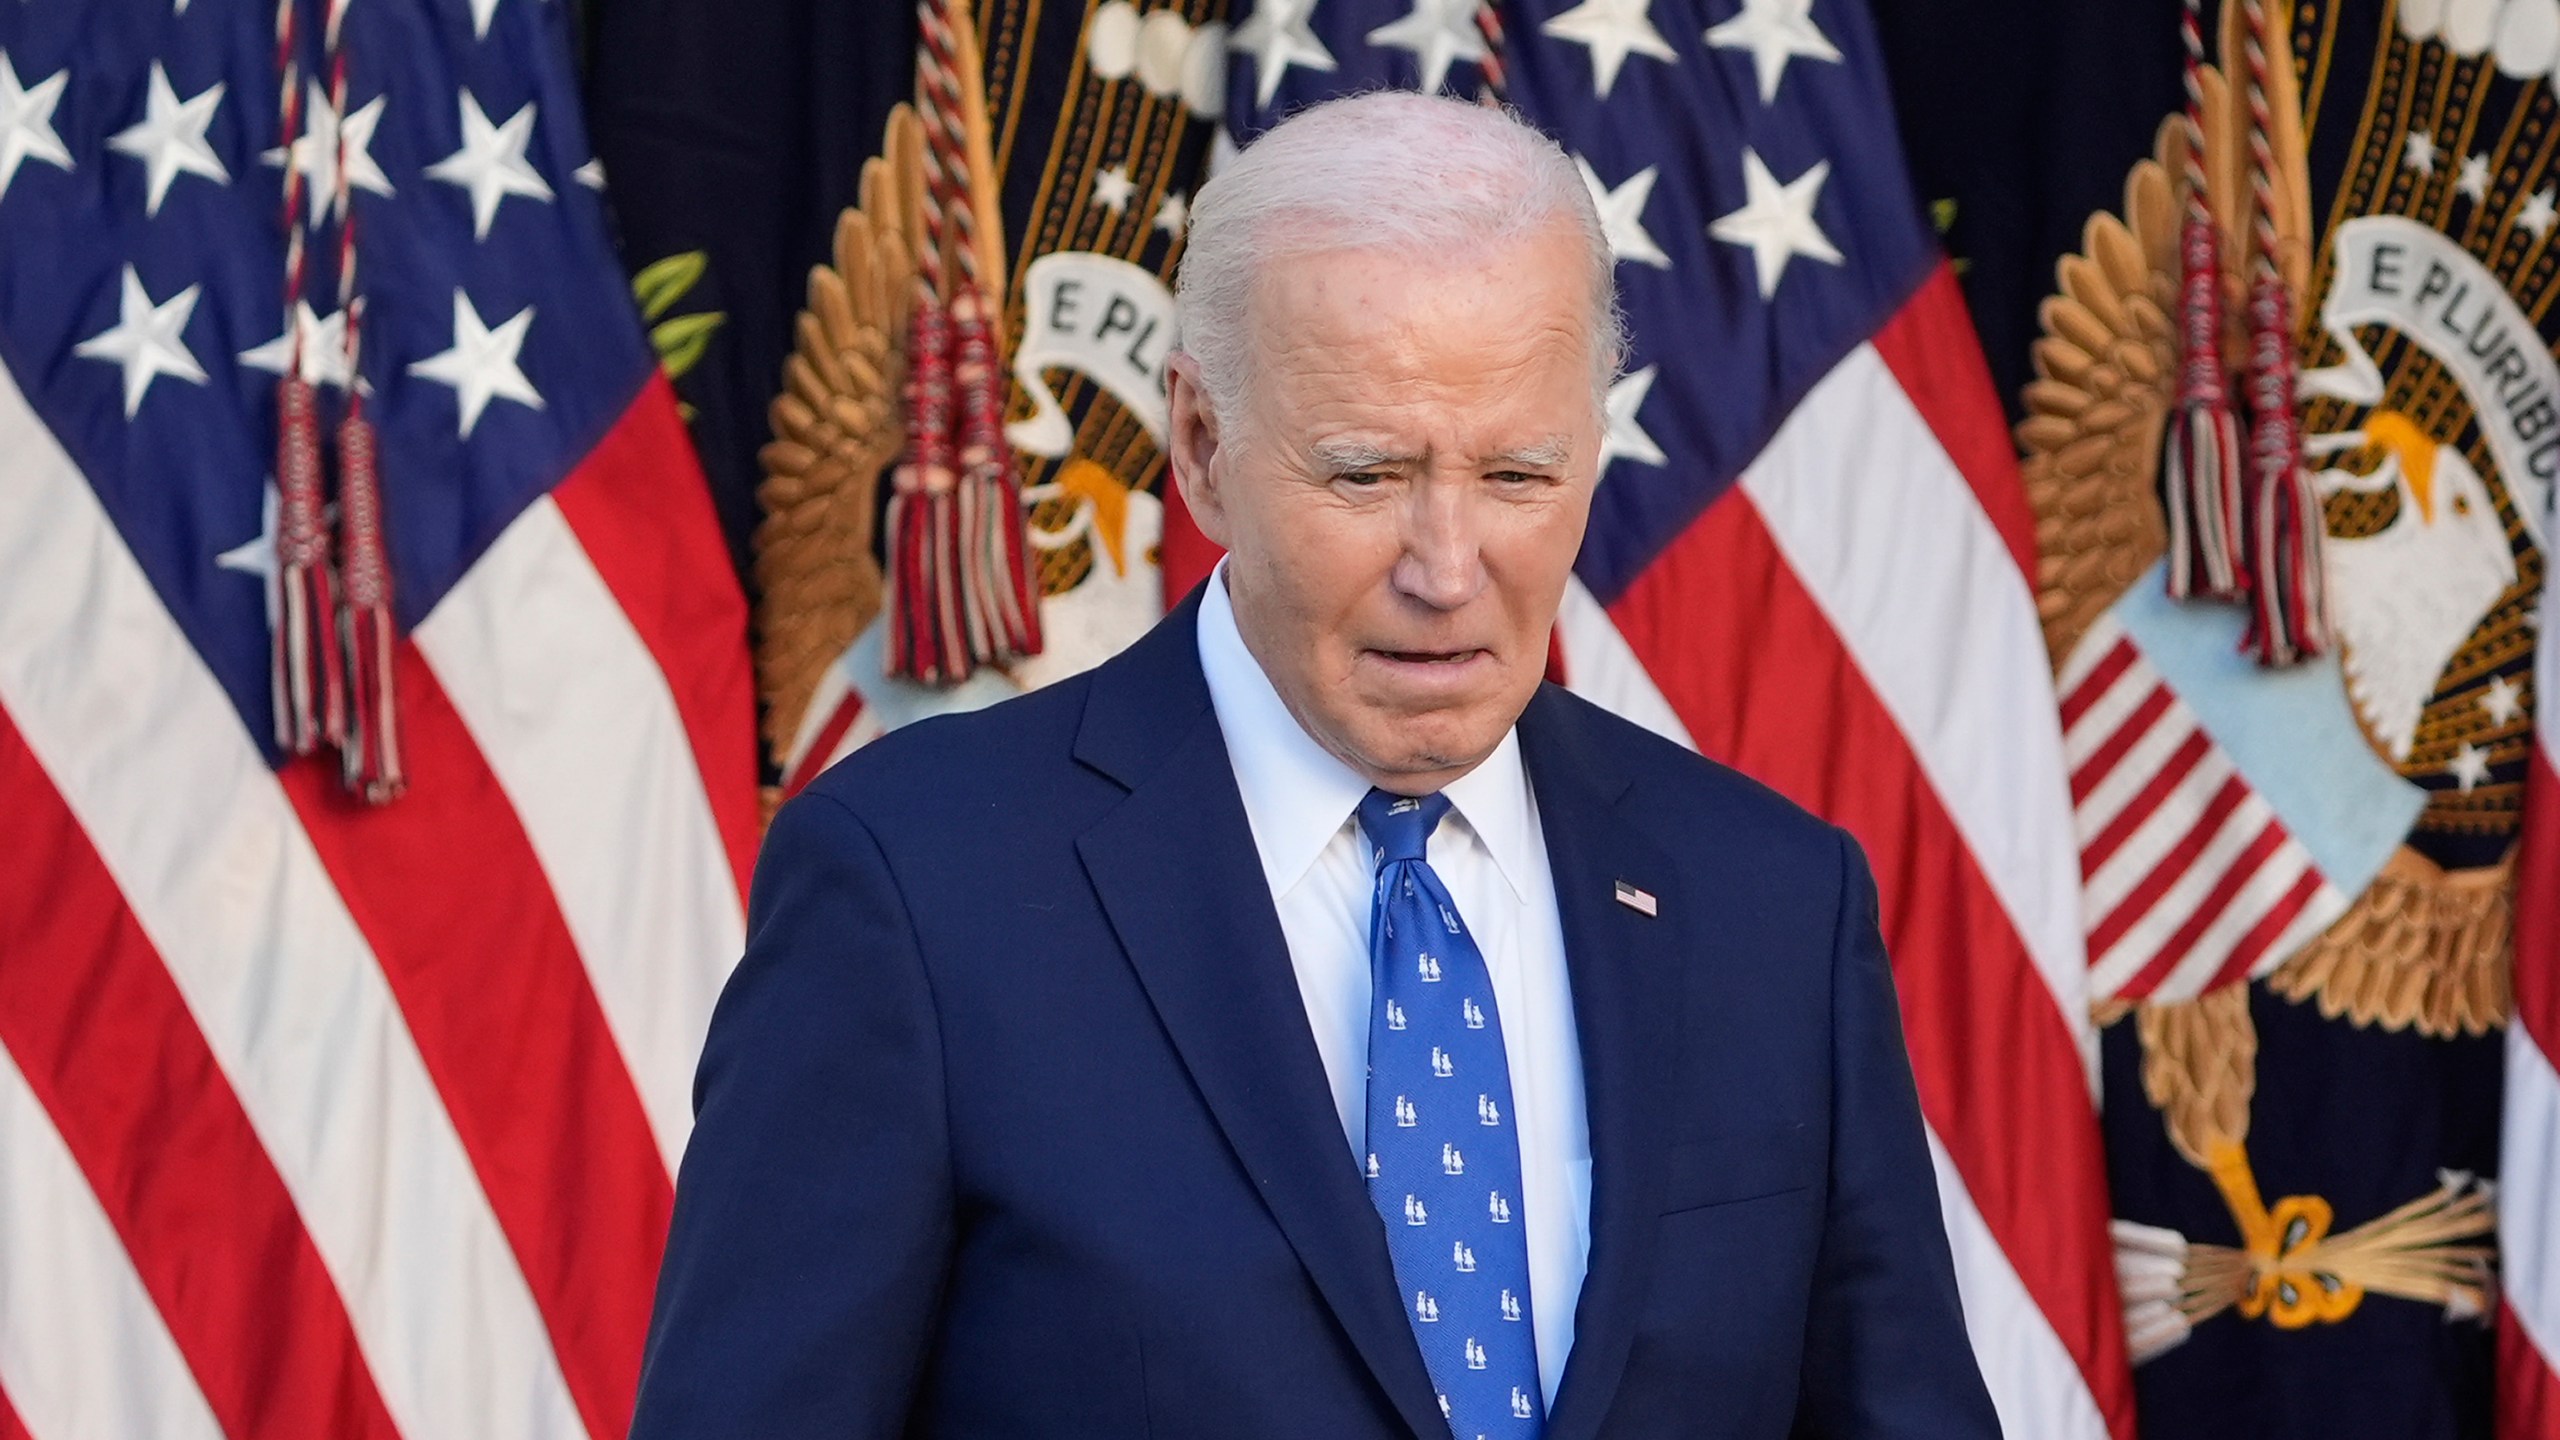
[1518,689,1687,1440]
[1074,603,1447,1440]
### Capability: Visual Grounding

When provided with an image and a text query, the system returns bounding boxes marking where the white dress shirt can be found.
[1195,566,1592,1405]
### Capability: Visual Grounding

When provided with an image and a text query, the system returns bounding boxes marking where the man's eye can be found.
[1338,471,1387,487]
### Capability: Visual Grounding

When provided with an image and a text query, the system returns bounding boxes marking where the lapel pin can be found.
[1613,880,1657,917]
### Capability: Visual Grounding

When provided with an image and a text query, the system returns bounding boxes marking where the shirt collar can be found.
[1195,561,1536,904]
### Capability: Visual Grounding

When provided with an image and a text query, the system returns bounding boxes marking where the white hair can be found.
[1172,91,1627,433]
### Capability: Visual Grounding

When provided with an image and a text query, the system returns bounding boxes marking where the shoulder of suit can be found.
[798,668,1103,829]
[1538,684,1846,862]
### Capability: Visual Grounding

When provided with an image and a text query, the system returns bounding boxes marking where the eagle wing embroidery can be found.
[753,108,926,770]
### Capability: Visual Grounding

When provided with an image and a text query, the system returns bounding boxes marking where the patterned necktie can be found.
[1357,789,1544,1439]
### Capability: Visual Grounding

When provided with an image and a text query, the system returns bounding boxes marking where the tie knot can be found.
[1357,789,1450,866]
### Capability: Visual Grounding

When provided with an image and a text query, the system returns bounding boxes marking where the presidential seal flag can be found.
[1227,2,2133,1438]
[2003,2,2550,1436]
[0,0,758,1436]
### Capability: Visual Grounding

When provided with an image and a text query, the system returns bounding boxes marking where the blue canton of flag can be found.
[0,0,651,761]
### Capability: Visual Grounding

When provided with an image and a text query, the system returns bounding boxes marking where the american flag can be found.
[2509,572,2560,1432]
[1216,0,2134,1433]
[0,1,757,1437]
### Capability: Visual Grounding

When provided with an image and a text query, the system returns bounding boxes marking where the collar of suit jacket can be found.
[1073,578,1635,822]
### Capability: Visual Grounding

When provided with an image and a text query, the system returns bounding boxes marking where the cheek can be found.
[1248,497,1399,613]
[1484,494,1592,603]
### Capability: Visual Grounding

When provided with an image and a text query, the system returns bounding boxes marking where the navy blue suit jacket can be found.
[629,595,2000,1439]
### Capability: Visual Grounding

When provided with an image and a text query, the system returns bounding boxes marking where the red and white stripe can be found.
[1562,267,2135,1440]
[2500,568,2560,1438]
[780,655,887,796]
[0,1036,226,1440]
[2057,617,2344,1006]
[772,616,1025,797]
[0,351,756,1440]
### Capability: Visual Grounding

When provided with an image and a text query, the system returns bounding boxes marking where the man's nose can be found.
[1391,479,1488,611]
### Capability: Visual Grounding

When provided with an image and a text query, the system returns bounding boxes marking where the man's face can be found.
[1168,221,1604,795]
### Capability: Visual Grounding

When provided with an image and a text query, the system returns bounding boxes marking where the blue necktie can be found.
[1357,789,1544,1439]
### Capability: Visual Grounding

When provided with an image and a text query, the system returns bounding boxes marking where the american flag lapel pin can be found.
[1613,880,1657,917]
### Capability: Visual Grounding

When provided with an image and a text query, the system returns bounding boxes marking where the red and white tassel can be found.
[952,285,1041,660]
[2241,274,2326,664]
[2237,0,2327,664]
[887,293,961,682]
[267,0,347,753]
[881,0,1044,685]
[325,0,401,800]
[274,376,347,753]
[336,406,403,800]
[2162,0,2246,601]
[2165,212,2247,598]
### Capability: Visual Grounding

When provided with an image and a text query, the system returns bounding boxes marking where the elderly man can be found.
[629,93,1998,1440]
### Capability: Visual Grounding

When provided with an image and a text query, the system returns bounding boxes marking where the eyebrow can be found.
[1306,437,1575,472]
[1308,440,1416,474]
[1489,437,1575,469]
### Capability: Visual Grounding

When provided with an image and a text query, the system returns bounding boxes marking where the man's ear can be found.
[1164,351,1232,548]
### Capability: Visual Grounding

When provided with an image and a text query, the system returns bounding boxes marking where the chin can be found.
[1357,713,1506,778]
